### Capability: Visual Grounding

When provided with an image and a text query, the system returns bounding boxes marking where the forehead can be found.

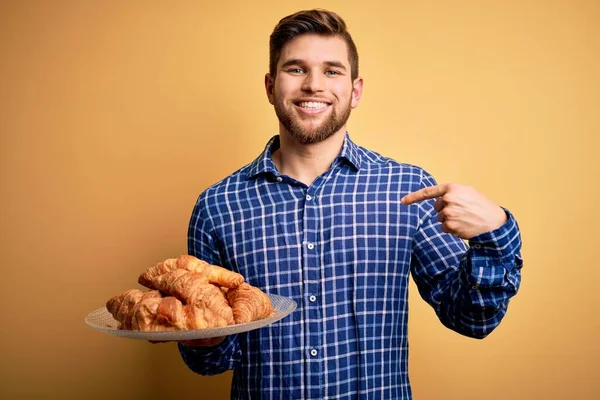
[278,34,350,67]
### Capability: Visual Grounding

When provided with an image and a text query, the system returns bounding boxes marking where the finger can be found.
[401,184,448,205]
[440,223,451,234]
[433,197,445,212]
[437,210,446,223]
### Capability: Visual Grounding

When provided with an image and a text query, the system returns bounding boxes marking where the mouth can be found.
[293,100,332,115]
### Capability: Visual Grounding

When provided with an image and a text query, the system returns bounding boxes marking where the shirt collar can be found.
[339,132,362,171]
[246,133,363,180]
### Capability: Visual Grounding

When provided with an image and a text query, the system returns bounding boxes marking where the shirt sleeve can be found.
[178,334,241,376]
[409,170,523,339]
[178,193,242,375]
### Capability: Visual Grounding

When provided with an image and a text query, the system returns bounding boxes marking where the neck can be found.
[272,129,346,186]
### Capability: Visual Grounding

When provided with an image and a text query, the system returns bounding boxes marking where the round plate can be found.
[85,294,297,340]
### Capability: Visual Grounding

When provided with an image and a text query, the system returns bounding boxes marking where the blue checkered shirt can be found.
[179,134,523,399]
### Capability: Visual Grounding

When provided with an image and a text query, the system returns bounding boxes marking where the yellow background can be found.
[1,0,598,399]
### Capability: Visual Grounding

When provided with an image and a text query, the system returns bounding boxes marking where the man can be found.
[177,9,523,399]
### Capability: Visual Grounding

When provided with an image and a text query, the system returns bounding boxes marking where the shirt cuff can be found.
[468,207,522,263]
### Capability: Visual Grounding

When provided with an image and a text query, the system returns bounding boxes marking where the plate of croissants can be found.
[85,255,297,340]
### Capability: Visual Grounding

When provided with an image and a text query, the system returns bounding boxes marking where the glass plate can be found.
[85,294,297,340]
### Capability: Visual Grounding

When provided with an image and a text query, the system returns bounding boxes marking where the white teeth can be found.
[299,101,328,109]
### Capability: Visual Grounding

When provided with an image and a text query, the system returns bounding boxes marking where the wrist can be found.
[488,206,508,232]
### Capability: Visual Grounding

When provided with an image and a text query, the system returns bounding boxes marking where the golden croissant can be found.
[226,283,273,324]
[106,289,230,331]
[146,268,235,325]
[138,255,244,289]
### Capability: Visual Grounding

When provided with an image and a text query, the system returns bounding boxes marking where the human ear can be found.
[265,73,275,105]
[351,77,363,109]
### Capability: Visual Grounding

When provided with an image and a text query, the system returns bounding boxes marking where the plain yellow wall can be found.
[1,1,598,399]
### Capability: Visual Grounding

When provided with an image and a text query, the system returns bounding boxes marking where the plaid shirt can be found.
[179,134,523,399]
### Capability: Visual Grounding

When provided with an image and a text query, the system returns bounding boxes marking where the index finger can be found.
[401,184,448,205]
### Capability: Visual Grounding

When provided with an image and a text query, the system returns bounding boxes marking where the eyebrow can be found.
[280,59,347,71]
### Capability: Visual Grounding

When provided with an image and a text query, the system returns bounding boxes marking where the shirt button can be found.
[276,177,282,182]
[473,244,481,249]
[471,284,479,290]
[309,295,317,302]
[310,349,318,357]
[307,243,315,250]
[306,194,313,201]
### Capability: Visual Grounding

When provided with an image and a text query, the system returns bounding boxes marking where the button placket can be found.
[301,185,323,398]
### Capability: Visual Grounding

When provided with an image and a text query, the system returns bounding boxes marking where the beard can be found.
[273,97,352,145]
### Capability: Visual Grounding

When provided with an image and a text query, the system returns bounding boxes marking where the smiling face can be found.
[265,34,363,144]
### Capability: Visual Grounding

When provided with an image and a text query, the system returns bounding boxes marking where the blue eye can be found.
[326,70,341,76]
[288,68,305,74]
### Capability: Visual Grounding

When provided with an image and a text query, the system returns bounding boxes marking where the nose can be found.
[301,72,325,93]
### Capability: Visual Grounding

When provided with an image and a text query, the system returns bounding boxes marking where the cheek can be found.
[332,82,353,100]
[275,79,297,97]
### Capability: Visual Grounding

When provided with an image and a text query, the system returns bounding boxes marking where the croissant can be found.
[138,255,244,289]
[106,289,230,331]
[148,269,235,325]
[226,283,273,324]
[106,289,161,329]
